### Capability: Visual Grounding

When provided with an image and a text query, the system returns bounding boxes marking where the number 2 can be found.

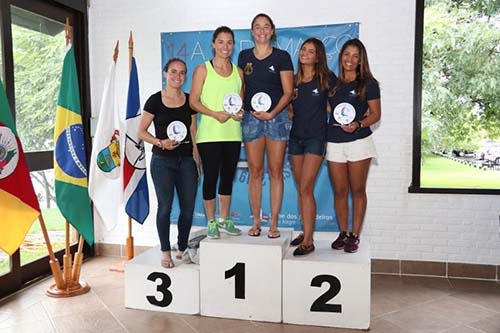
[310,274,342,313]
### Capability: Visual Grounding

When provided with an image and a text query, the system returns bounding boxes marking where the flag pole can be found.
[38,214,66,289]
[71,235,84,283]
[109,36,133,272]
[126,31,135,261]
[47,16,90,297]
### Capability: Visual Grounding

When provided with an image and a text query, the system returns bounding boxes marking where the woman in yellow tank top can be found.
[189,26,244,239]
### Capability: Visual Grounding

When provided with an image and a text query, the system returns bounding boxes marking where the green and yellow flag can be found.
[54,46,93,244]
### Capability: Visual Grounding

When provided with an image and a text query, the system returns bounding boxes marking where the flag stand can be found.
[46,17,90,297]
[109,35,135,273]
[46,222,90,297]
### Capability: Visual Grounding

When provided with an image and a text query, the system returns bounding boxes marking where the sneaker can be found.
[290,233,304,246]
[293,243,315,256]
[331,231,348,250]
[207,220,220,239]
[218,218,242,236]
[344,233,360,253]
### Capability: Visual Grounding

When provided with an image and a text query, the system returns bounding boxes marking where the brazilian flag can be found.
[54,46,93,245]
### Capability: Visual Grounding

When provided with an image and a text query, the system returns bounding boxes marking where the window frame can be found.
[409,0,500,195]
[0,0,94,299]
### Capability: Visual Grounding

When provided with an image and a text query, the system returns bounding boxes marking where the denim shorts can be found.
[288,136,326,156]
[242,109,291,142]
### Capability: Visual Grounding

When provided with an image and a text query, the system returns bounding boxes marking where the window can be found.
[410,0,500,194]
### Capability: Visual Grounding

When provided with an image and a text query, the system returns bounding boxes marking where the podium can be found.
[200,227,293,322]
[124,230,371,330]
[282,238,371,330]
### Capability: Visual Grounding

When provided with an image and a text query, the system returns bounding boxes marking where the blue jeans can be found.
[150,154,198,251]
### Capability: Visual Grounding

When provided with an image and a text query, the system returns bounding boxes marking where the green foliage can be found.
[423,0,500,152]
[13,24,65,152]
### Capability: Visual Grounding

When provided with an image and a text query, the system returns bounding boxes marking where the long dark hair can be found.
[329,38,378,100]
[295,38,332,92]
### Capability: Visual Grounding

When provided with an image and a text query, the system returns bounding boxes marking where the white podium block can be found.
[125,245,200,314]
[283,236,371,330]
[200,227,293,322]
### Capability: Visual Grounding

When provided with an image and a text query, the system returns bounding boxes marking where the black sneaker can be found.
[344,233,360,253]
[290,233,304,246]
[293,243,315,256]
[331,231,348,250]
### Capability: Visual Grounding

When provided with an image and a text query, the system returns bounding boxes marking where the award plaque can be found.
[166,121,188,142]
[251,92,272,112]
[223,93,243,115]
[333,103,356,125]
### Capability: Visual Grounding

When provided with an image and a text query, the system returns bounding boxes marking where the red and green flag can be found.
[53,46,93,245]
[0,79,41,255]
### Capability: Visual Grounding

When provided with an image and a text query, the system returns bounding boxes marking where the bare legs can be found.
[245,136,287,233]
[290,154,323,246]
[328,158,371,236]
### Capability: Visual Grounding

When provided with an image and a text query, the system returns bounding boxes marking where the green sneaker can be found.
[218,218,242,236]
[207,220,220,239]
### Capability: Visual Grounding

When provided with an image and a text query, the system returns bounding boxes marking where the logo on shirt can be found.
[244,63,253,75]
[349,89,357,96]
[268,65,276,73]
[312,88,320,96]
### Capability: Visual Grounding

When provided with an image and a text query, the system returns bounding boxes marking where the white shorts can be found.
[326,135,378,163]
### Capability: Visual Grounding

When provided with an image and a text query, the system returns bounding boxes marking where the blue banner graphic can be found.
[160,23,358,231]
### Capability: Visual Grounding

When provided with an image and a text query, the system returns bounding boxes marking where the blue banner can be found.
[160,23,358,231]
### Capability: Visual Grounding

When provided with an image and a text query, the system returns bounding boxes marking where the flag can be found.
[0,79,41,255]
[54,46,93,244]
[123,57,149,223]
[88,60,121,230]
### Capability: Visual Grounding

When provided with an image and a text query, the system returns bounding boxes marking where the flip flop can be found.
[161,252,175,268]
[248,225,262,237]
[268,229,281,239]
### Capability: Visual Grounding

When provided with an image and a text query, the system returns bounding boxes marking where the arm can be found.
[230,67,245,121]
[190,114,201,172]
[138,110,179,150]
[252,70,294,121]
[189,64,230,123]
[341,98,381,134]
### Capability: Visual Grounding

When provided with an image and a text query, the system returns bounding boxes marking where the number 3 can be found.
[146,272,173,307]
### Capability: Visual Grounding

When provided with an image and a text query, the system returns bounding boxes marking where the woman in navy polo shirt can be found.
[238,13,294,238]
[288,38,336,255]
[326,39,381,253]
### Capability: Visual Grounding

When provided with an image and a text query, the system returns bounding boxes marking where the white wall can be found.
[88,0,500,265]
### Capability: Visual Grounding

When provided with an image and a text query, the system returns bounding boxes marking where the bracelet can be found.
[156,139,162,148]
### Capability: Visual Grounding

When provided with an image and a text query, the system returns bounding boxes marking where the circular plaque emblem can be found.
[166,121,187,142]
[333,103,356,125]
[0,126,19,179]
[251,92,272,112]
[223,93,243,115]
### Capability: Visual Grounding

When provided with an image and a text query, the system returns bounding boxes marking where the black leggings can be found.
[197,141,241,200]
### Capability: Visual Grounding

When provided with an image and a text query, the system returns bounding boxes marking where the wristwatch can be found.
[156,139,162,148]
[356,121,363,132]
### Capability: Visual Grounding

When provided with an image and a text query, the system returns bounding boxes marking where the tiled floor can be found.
[0,256,499,333]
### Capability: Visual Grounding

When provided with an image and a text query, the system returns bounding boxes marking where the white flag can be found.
[88,61,121,230]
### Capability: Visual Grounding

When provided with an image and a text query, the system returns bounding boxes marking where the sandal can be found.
[293,243,315,256]
[248,225,261,237]
[290,233,304,246]
[161,252,175,269]
[268,229,281,239]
